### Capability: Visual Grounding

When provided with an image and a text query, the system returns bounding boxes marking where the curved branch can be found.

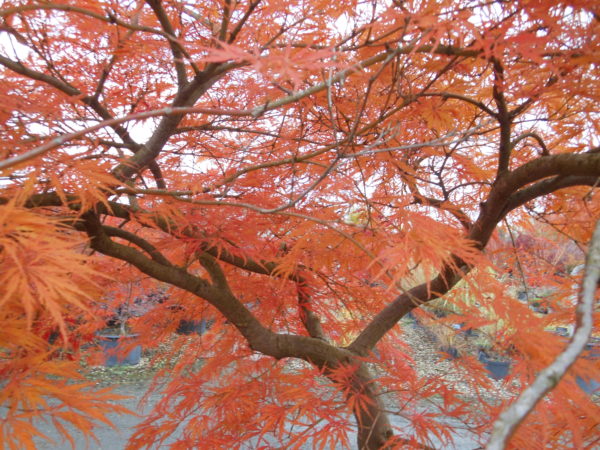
[78,211,349,366]
[510,132,549,156]
[249,43,480,118]
[503,175,599,214]
[2,39,482,179]
[420,92,496,116]
[218,0,232,41]
[509,75,559,118]
[348,265,466,355]
[411,195,472,230]
[197,251,234,293]
[15,190,331,341]
[81,210,266,346]
[102,225,173,267]
[83,207,389,445]
[350,151,600,355]
[227,0,261,44]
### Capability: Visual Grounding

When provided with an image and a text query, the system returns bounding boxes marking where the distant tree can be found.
[1,1,599,448]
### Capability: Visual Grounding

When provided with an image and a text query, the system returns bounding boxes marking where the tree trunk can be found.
[350,365,394,449]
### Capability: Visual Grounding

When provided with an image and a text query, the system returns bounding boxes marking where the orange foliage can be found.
[0,0,599,448]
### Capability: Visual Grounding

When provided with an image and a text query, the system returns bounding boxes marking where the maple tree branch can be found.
[102,226,173,267]
[80,210,269,345]
[172,123,320,144]
[348,266,466,356]
[411,196,472,230]
[402,159,473,230]
[497,152,600,200]
[202,240,328,341]
[503,218,531,302]
[509,75,559,118]
[197,252,234,294]
[40,193,309,281]
[15,190,331,342]
[248,43,479,119]
[202,98,455,192]
[0,3,197,71]
[0,105,241,171]
[79,210,352,371]
[16,192,333,303]
[2,39,479,178]
[469,152,600,252]
[218,0,232,41]
[420,92,496,117]
[503,175,599,213]
[349,150,600,355]
[486,218,600,449]
[0,54,166,188]
[227,0,262,44]
[296,281,328,341]
[24,147,600,352]
[343,121,490,158]
[90,10,143,102]
[510,132,549,156]
[492,58,513,175]
[0,54,79,96]
[102,190,380,266]
[110,69,231,182]
[145,0,188,86]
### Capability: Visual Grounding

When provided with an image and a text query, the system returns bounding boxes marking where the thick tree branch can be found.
[79,209,350,367]
[17,190,331,341]
[13,192,292,279]
[350,151,600,354]
[85,210,386,445]
[110,70,225,183]
[145,0,188,86]
[503,175,599,213]
[296,281,328,341]
[348,265,467,355]
[13,149,600,359]
[486,218,600,449]
[218,0,232,41]
[492,59,512,175]
[197,252,234,294]
[81,210,267,348]
[471,152,600,248]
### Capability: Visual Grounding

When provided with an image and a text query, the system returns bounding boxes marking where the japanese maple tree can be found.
[1,0,599,448]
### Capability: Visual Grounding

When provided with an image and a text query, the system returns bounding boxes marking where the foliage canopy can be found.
[1,0,599,448]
